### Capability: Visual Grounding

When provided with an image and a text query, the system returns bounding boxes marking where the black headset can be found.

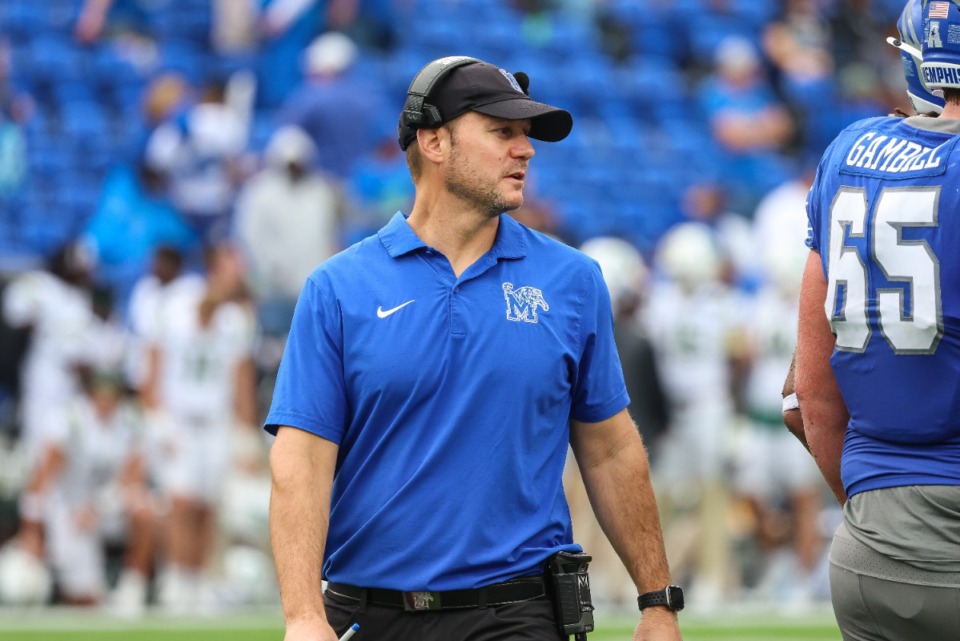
[397,56,480,151]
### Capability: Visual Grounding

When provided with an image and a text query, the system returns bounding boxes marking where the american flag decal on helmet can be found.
[929,2,950,19]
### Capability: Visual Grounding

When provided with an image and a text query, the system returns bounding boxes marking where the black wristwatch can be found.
[637,585,684,612]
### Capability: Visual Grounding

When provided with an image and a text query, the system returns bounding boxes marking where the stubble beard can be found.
[444,138,522,219]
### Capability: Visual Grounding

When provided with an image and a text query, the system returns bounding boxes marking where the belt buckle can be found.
[403,591,442,611]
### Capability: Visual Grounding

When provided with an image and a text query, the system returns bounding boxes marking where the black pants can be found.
[323,590,566,641]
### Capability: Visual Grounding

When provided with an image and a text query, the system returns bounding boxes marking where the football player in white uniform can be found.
[736,241,825,605]
[643,221,750,607]
[141,243,259,611]
[2,242,98,571]
[23,370,154,611]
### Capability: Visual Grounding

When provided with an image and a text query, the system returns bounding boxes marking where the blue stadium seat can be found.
[605,0,684,63]
[27,143,71,178]
[684,14,760,64]
[90,45,143,91]
[61,101,110,139]
[0,1,45,40]
[156,42,205,83]
[29,35,87,87]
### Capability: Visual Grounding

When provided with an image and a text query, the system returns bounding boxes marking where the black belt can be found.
[326,577,548,611]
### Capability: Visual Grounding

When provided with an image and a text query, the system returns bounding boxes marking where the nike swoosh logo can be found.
[377,300,415,318]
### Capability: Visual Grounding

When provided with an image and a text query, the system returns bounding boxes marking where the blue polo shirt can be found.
[266,212,629,590]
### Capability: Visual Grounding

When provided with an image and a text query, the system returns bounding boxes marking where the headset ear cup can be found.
[397,56,480,150]
[513,71,530,95]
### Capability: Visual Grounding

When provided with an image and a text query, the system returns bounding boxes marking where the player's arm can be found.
[570,408,682,641]
[139,345,162,410]
[270,426,340,641]
[795,251,849,505]
[781,349,807,450]
[233,356,258,426]
[19,442,66,557]
[74,0,114,43]
[233,355,267,472]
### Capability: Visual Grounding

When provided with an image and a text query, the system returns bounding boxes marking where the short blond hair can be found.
[405,144,422,182]
[404,121,463,182]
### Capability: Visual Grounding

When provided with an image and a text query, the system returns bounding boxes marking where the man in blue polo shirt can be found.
[266,56,684,641]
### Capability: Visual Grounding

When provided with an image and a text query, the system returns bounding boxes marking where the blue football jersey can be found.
[807,115,960,498]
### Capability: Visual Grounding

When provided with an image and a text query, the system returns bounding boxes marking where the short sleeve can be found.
[264,276,348,442]
[570,263,630,423]
[806,142,836,253]
[3,274,40,328]
[805,172,821,252]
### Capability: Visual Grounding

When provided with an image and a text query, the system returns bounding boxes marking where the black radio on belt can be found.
[546,551,595,640]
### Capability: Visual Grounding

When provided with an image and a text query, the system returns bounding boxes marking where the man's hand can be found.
[634,608,683,640]
[284,617,340,641]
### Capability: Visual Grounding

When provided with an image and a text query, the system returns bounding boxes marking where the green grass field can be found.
[0,608,842,641]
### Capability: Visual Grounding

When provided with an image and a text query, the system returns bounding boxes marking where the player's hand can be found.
[633,608,683,640]
[72,505,99,532]
[283,617,340,641]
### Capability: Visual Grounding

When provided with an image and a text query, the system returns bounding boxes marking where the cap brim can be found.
[472,98,573,142]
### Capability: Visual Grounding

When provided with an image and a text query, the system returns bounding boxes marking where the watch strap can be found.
[637,585,683,612]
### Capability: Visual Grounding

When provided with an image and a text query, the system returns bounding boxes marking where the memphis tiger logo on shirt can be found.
[502,283,549,324]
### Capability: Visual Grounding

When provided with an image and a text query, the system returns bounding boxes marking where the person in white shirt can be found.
[3,243,97,458]
[22,371,154,612]
[125,246,204,390]
[141,243,259,612]
[234,125,343,338]
[644,222,750,607]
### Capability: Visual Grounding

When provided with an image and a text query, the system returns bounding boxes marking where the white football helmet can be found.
[579,236,648,310]
[655,222,722,289]
[764,241,806,297]
[0,542,53,606]
[222,544,278,605]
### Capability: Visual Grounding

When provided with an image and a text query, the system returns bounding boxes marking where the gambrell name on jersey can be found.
[845,131,946,173]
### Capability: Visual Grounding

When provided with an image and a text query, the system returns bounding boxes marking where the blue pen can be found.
[339,623,360,641]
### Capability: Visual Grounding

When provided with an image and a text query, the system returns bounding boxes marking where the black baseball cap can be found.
[398,58,573,151]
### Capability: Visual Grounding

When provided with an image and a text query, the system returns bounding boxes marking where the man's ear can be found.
[417,127,446,164]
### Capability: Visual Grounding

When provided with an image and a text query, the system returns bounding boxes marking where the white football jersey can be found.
[150,285,255,422]
[743,286,798,418]
[126,273,205,386]
[643,280,745,408]
[47,396,143,507]
[3,272,95,443]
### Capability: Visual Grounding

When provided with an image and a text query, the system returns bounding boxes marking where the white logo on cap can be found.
[499,69,524,94]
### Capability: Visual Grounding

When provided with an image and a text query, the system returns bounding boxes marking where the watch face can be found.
[666,585,684,611]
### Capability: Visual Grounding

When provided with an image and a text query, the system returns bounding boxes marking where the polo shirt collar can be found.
[379,211,528,260]
[379,212,426,258]
[490,213,527,260]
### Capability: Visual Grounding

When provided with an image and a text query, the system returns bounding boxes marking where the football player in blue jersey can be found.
[783,0,946,447]
[266,57,683,641]
[792,0,960,638]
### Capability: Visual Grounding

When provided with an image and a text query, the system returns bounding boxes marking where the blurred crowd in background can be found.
[0,0,917,618]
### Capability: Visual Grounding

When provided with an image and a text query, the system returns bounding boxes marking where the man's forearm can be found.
[577,427,672,593]
[798,399,848,505]
[781,350,809,450]
[270,428,337,624]
[795,250,849,505]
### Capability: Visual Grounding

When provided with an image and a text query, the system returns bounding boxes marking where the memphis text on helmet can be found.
[845,131,945,173]
[923,63,960,86]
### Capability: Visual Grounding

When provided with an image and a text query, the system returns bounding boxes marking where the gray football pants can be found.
[830,522,960,641]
